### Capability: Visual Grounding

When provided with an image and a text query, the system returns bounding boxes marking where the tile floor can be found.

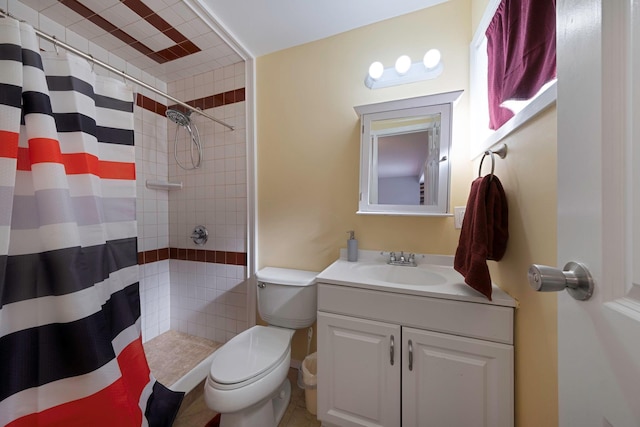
[173,368,321,427]
[144,331,320,427]
[144,330,221,386]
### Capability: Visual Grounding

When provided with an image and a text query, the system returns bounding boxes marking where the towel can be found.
[454,175,508,300]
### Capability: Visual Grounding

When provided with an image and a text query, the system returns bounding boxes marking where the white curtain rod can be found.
[0,9,235,131]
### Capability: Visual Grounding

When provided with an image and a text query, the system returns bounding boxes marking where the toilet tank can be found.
[256,267,318,329]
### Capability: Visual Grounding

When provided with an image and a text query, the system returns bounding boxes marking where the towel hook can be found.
[478,144,508,181]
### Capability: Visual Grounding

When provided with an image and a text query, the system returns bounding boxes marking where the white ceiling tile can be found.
[92,32,127,51]
[142,0,173,12]
[168,3,197,23]
[174,19,209,41]
[139,32,174,52]
[192,34,218,50]
[112,44,143,62]
[67,18,108,41]
[39,2,84,27]
[101,3,143,28]
[155,5,185,27]
[80,0,120,15]
[19,0,57,13]
[129,54,160,73]
[121,19,159,42]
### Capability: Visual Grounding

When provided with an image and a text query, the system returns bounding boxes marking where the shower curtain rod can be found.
[0,9,235,131]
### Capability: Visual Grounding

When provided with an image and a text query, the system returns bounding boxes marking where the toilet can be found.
[204,267,318,427]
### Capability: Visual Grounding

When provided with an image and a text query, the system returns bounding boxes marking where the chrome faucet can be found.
[387,251,417,267]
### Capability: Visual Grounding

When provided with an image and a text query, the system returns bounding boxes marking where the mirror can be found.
[355,90,463,216]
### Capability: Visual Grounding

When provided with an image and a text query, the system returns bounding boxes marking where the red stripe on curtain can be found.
[17,147,135,179]
[118,336,152,418]
[0,130,20,158]
[99,160,136,180]
[6,338,151,427]
[28,137,63,164]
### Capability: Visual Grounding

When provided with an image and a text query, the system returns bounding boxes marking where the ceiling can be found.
[16,0,445,83]
[204,0,447,58]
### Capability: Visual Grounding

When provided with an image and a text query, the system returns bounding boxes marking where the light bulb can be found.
[394,55,411,75]
[423,49,441,70]
[368,61,384,80]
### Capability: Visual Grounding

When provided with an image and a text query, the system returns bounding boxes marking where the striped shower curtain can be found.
[0,19,182,426]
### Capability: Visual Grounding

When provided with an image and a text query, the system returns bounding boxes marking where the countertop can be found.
[316,250,517,308]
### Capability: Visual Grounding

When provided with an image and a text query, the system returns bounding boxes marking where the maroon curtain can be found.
[486,0,556,130]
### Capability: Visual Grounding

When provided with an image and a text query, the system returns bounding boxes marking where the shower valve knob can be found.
[191,225,208,246]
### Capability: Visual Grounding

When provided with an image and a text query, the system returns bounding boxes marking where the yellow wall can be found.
[257,0,472,360]
[256,0,558,425]
[256,0,472,274]
[484,110,558,427]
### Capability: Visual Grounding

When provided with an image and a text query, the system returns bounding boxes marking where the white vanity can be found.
[315,251,516,427]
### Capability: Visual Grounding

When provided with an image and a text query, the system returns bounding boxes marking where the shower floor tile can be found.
[143,330,221,387]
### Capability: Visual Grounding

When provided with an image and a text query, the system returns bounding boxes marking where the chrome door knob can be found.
[528,262,595,301]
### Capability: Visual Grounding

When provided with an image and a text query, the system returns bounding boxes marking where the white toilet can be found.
[204,267,318,427]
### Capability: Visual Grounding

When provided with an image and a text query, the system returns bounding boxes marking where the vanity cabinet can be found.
[317,283,514,427]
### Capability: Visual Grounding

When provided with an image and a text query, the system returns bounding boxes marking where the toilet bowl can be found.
[204,267,318,427]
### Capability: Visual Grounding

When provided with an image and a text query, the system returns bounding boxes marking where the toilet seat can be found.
[208,326,293,390]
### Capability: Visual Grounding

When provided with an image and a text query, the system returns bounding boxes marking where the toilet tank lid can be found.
[256,267,318,286]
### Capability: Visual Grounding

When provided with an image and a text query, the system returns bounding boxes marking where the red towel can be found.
[454,175,509,300]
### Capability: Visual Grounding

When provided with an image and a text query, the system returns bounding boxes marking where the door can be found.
[317,312,400,427]
[557,1,640,426]
[401,327,513,427]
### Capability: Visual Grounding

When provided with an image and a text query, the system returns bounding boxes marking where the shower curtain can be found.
[0,19,182,426]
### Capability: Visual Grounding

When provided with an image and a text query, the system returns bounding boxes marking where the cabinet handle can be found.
[390,335,395,366]
[408,339,413,371]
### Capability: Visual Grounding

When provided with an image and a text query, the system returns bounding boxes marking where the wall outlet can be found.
[454,206,466,229]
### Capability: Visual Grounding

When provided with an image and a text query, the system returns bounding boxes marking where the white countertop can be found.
[316,250,517,308]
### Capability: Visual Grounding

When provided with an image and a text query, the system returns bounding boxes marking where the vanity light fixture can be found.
[368,61,384,80]
[394,55,412,75]
[365,49,443,89]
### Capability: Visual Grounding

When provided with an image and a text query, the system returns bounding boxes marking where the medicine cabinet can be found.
[354,90,463,216]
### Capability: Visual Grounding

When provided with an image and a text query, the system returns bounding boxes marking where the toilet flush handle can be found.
[257,282,266,288]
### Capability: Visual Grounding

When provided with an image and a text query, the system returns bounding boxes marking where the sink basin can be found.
[353,263,448,286]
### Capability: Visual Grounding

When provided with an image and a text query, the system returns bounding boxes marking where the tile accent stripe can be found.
[135,89,245,117]
[136,93,167,116]
[60,0,200,64]
[167,88,245,112]
[138,248,247,266]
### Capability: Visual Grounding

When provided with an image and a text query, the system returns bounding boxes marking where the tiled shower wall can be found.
[166,64,248,344]
[136,63,248,343]
[135,62,249,343]
[135,96,171,342]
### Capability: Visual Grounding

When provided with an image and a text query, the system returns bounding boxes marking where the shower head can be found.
[166,109,191,127]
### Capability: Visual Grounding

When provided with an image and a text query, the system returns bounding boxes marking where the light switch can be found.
[454,206,466,229]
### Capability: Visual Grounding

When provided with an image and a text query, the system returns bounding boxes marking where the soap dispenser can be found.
[347,230,358,262]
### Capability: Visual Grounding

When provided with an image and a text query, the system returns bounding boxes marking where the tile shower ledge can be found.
[316,250,516,308]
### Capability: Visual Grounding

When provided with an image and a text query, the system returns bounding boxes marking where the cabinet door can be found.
[318,312,401,427]
[402,327,513,427]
